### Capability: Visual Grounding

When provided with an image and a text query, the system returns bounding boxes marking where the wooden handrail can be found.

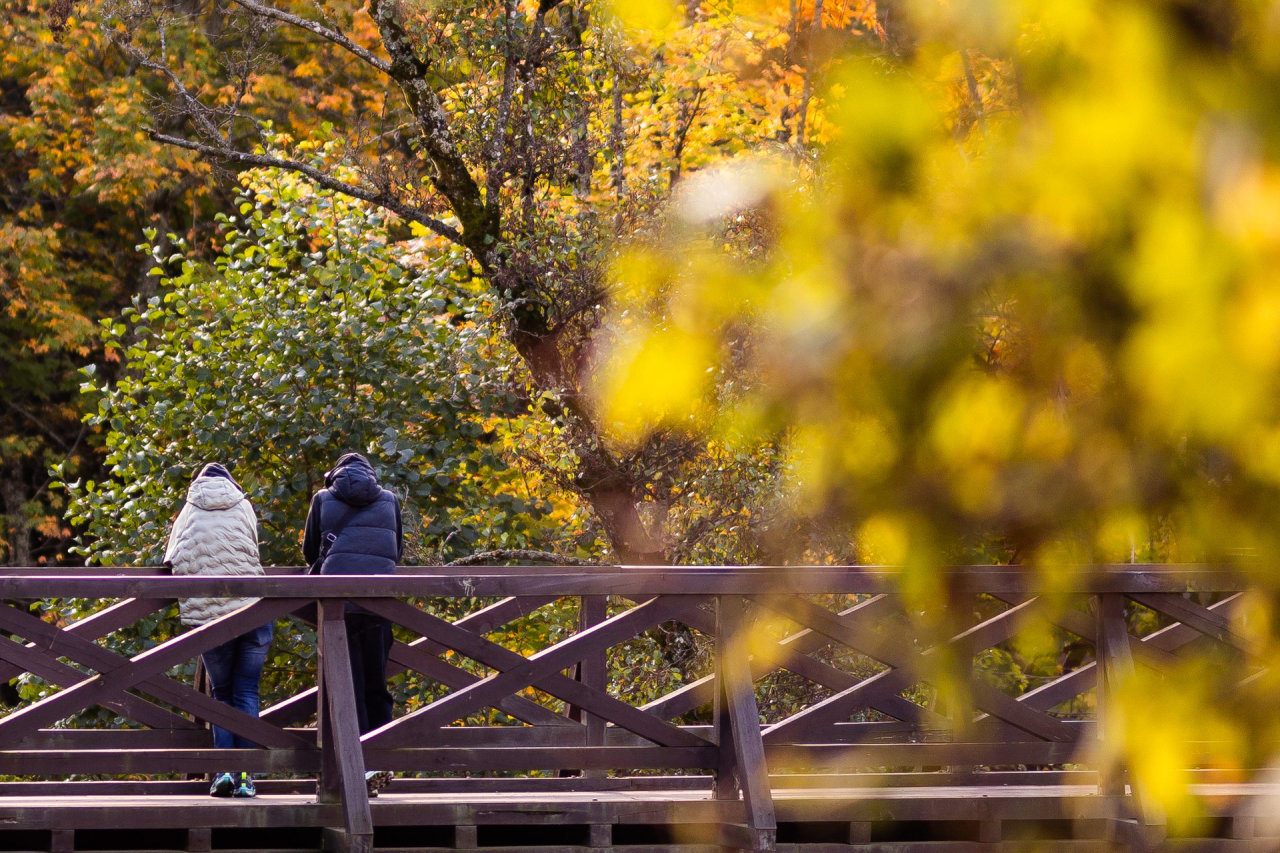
[0,565,1257,852]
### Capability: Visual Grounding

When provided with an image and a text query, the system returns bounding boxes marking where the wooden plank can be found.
[454,824,477,848]
[0,631,193,732]
[578,595,608,780]
[0,602,248,735]
[1143,593,1242,651]
[0,597,172,683]
[714,607,739,802]
[716,596,776,852]
[763,667,915,744]
[360,746,716,772]
[0,563,1244,600]
[188,826,212,853]
[0,748,319,775]
[1008,597,1239,720]
[0,598,310,748]
[641,595,919,725]
[360,596,711,749]
[388,636,574,727]
[63,596,175,637]
[674,626,940,729]
[764,741,1081,767]
[323,826,371,853]
[452,595,563,636]
[641,671,716,721]
[756,595,1072,743]
[263,595,568,728]
[1005,664,1095,715]
[13,728,216,749]
[50,828,74,853]
[989,592,1097,642]
[1129,592,1250,653]
[355,597,640,737]
[316,599,373,845]
[1096,592,1166,835]
[721,822,776,852]
[947,597,1039,656]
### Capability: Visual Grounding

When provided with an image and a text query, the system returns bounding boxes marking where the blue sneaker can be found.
[232,772,256,798]
[209,772,234,798]
[365,769,392,797]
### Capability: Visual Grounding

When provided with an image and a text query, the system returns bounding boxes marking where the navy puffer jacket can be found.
[303,454,402,575]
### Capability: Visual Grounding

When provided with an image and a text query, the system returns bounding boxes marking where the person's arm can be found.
[302,492,323,565]
[161,502,192,567]
[393,494,403,563]
[239,500,262,564]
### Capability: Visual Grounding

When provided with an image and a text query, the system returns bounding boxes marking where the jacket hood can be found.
[186,473,246,512]
[195,462,240,488]
[326,453,382,506]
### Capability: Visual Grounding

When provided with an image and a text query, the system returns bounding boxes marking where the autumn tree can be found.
[61,156,570,568]
[96,0,884,564]
[0,3,204,566]
[0,0,395,566]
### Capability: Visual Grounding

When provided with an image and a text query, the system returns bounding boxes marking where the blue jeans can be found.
[201,624,272,750]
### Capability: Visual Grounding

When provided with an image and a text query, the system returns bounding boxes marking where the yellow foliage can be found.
[596,0,1280,797]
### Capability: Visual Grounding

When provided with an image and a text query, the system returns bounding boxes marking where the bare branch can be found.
[113,23,228,144]
[4,402,71,451]
[444,549,603,567]
[485,0,519,203]
[228,0,392,73]
[369,0,497,259]
[150,131,463,244]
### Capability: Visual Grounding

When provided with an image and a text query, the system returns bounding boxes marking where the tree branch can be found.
[228,0,393,73]
[369,0,498,262]
[113,24,228,144]
[3,402,70,451]
[484,0,519,205]
[149,131,463,244]
[444,549,602,567]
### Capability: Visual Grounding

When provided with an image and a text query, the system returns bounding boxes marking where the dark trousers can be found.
[345,612,394,734]
[201,624,272,749]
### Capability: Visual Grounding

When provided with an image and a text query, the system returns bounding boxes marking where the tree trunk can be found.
[0,473,31,568]
[367,3,669,565]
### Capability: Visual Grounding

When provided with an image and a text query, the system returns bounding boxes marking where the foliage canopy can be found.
[62,155,556,567]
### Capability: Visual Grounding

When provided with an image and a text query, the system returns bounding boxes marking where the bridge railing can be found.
[0,565,1253,852]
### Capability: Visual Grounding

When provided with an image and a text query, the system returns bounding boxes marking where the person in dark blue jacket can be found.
[303,453,401,795]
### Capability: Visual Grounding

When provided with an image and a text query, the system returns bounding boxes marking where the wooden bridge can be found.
[0,564,1271,853]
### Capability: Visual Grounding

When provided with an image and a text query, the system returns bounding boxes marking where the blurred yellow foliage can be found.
[596,0,1280,809]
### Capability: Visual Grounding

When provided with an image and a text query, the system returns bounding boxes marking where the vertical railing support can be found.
[563,594,608,778]
[317,598,373,853]
[1095,592,1130,798]
[580,594,607,779]
[714,595,777,853]
[1095,592,1165,850]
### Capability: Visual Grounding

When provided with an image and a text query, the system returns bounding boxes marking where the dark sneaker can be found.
[209,773,234,798]
[365,770,392,797]
[232,773,256,798]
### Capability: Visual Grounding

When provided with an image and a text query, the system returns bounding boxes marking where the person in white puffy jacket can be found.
[162,462,271,799]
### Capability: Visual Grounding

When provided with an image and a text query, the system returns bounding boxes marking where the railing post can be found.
[316,598,373,853]
[1095,592,1127,797]
[562,594,608,778]
[580,594,607,778]
[713,595,777,853]
[1095,591,1166,848]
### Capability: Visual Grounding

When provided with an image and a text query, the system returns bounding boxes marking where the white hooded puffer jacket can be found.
[162,475,263,626]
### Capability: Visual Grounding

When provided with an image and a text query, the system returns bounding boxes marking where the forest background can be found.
[6,0,1280,816]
